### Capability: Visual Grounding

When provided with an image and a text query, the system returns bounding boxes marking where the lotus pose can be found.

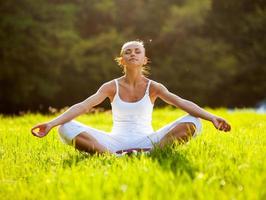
[31,41,231,155]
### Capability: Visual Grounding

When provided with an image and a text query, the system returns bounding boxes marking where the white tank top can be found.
[111,79,154,136]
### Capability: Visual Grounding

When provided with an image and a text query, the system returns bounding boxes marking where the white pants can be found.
[58,115,202,153]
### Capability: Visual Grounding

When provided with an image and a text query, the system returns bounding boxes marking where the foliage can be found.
[0,0,265,113]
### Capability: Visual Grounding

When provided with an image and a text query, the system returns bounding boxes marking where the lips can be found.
[129,58,138,61]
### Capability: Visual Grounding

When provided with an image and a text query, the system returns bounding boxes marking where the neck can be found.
[124,69,143,86]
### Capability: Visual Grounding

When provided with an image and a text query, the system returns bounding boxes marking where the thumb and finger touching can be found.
[214,118,231,132]
[31,124,49,137]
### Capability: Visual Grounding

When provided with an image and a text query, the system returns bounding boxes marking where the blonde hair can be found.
[115,40,150,76]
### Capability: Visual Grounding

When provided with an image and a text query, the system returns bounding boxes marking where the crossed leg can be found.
[62,122,197,155]
[158,122,196,148]
[73,132,111,154]
[114,122,197,154]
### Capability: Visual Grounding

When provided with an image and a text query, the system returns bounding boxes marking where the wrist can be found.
[209,114,217,122]
[47,121,56,128]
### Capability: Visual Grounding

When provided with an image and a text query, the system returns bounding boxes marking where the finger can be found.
[35,132,46,138]
[225,123,230,132]
[31,124,42,134]
[219,123,224,131]
[31,125,39,132]
[31,128,45,137]
[220,123,227,132]
[217,122,223,130]
[31,127,39,136]
[31,129,41,137]
[32,131,41,137]
[222,122,230,132]
[221,123,226,131]
[223,126,228,132]
[226,124,231,132]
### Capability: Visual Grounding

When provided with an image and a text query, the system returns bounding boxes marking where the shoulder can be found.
[149,80,168,94]
[97,79,116,95]
[147,79,169,102]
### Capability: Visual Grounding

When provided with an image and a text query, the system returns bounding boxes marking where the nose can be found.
[130,52,136,57]
[128,50,136,56]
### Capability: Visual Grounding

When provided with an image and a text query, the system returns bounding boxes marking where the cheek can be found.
[140,56,146,63]
[124,55,131,60]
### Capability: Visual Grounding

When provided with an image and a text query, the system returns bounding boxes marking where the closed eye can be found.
[135,49,141,54]
[125,49,132,54]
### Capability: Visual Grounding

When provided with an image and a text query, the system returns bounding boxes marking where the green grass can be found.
[0,107,265,200]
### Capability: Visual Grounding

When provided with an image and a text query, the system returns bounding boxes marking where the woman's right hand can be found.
[31,123,53,138]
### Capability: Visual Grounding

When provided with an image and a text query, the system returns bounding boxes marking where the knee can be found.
[58,121,73,134]
[172,122,196,138]
[58,123,66,136]
[58,121,75,144]
[187,115,202,132]
[185,122,196,136]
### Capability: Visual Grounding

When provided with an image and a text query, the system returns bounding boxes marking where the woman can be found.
[31,41,231,155]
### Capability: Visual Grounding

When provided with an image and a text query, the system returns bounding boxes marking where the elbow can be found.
[74,103,89,114]
[81,103,91,113]
[179,100,196,113]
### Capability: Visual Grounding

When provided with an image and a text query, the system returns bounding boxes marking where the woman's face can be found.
[121,43,147,69]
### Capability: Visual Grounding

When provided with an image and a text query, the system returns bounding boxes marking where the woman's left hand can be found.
[211,116,231,132]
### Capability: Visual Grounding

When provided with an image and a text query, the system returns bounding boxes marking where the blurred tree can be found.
[54,29,124,108]
[147,0,234,105]
[0,0,79,113]
[0,0,265,113]
[205,0,266,107]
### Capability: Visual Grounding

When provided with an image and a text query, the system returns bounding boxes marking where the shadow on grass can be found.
[61,151,116,168]
[149,144,197,179]
[61,152,90,168]
[61,145,197,180]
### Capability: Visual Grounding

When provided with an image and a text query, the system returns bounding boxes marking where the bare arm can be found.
[152,82,231,132]
[31,81,115,137]
[48,85,109,127]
